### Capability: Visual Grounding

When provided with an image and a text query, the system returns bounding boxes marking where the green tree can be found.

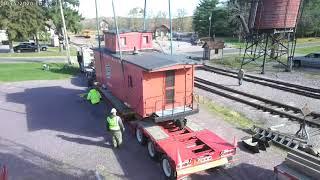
[0,0,45,52]
[128,7,144,31]
[192,0,219,37]
[297,0,320,37]
[43,0,83,36]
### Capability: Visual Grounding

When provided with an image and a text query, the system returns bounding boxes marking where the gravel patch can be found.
[195,70,320,148]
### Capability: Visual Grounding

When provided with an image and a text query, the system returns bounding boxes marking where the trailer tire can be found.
[161,155,177,179]
[136,127,147,145]
[147,140,160,161]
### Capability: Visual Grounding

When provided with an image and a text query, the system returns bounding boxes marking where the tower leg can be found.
[261,35,269,74]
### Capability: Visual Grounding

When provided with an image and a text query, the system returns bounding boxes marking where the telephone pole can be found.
[58,0,71,64]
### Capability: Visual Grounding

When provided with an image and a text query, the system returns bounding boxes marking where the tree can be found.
[176,9,187,31]
[128,7,144,31]
[297,0,320,37]
[0,0,45,52]
[43,0,83,36]
[192,0,219,37]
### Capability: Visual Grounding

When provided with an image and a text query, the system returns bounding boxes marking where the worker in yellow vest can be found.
[86,88,101,104]
[106,108,125,148]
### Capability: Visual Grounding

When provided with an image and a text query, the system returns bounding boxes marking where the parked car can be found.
[20,42,48,51]
[293,52,320,68]
[13,44,38,53]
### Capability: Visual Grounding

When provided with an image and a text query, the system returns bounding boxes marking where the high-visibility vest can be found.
[107,116,120,131]
[87,89,101,104]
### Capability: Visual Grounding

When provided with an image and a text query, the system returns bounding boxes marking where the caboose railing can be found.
[143,91,199,120]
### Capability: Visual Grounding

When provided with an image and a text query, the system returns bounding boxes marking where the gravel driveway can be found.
[0,76,288,180]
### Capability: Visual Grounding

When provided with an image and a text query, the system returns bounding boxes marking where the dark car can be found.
[20,42,48,51]
[13,44,38,53]
[293,52,320,68]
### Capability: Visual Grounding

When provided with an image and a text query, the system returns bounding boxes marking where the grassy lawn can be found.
[296,37,320,44]
[209,55,261,70]
[295,45,320,55]
[0,63,79,82]
[197,95,256,129]
[0,47,77,57]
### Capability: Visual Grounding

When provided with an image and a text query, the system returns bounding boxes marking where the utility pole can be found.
[209,14,212,38]
[112,0,122,59]
[95,0,101,49]
[58,0,71,64]
[143,0,147,31]
[168,0,173,56]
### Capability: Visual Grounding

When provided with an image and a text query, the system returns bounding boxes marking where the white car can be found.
[293,53,320,68]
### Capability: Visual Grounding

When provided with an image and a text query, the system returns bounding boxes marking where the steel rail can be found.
[194,77,320,128]
[199,65,320,99]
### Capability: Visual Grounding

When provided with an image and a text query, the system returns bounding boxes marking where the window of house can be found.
[106,65,111,79]
[128,75,133,88]
[143,36,149,44]
[215,49,219,54]
[120,37,126,46]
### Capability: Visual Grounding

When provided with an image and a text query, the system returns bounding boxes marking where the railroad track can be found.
[199,65,320,99]
[194,77,320,128]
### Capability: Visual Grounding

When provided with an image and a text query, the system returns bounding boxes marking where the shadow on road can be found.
[190,163,275,180]
[6,86,107,138]
[0,137,96,180]
[57,134,111,148]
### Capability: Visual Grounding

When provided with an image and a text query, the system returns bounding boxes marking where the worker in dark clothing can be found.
[106,108,125,148]
[77,51,83,72]
[238,68,245,86]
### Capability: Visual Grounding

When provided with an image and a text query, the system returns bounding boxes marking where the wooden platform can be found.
[138,120,169,141]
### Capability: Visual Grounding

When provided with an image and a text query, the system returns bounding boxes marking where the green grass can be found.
[209,55,260,70]
[0,63,79,82]
[296,37,320,44]
[295,45,320,54]
[0,47,77,57]
[221,37,245,48]
[198,96,256,129]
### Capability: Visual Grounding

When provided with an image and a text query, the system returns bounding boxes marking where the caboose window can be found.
[120,37,126,46]
[165,71,175,87]
[128,75,133,88]
[106,65,111,79]
[143,36,149,44]
[165,70,175,104]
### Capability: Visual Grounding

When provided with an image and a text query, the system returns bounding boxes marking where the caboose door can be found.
[165,70,175,107]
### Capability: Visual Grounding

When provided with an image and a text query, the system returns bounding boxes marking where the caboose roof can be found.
[94,48,202,71]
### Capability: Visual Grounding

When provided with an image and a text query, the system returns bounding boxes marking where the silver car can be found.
[293,53,320,68]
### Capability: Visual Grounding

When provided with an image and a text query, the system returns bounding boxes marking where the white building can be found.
[0,30,8,42]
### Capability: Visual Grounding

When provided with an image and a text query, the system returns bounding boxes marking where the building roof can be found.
[103,29,153,34]
[94,48,202,71]
[202,40,225,49]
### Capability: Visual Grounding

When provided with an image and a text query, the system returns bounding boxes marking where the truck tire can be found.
[136,127,147,145]
[42,47,47,51]
[161,155,177,179]
[147,140,160,161]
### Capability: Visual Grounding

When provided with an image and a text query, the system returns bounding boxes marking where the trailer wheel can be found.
[136,127,147,145]
[147,140,160,161]
[161,155,176,179]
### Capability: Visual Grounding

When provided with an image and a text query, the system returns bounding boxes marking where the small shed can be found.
[154,25,171,40]
[202,40,225,60]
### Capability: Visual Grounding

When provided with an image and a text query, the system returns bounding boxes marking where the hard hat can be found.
[111,108,117,114]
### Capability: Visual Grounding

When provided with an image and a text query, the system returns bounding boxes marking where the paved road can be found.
[0,76,287,180]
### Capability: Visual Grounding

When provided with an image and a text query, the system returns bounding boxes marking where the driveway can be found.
[0,76,286,180]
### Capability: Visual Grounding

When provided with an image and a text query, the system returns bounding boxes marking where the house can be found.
[0,30,8,44]
[93,30,200,119]
[154,25,171,40]
[202,39,225,60]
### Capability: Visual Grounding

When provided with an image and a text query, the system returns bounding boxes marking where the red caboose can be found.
[93,30,236,179]
[94,30,199,123]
